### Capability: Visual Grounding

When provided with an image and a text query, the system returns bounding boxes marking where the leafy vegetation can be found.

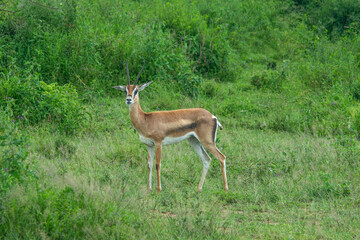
[1,0,360,238]
[0,70,87,134]
[0,110,31,196]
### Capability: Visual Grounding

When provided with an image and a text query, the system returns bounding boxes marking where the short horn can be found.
[134,61,145,86]
[126,61,130,86]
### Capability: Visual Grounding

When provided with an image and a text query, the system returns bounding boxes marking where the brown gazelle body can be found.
[113,62,228,193]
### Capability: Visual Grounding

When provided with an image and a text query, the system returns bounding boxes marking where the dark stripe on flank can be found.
[166,122,197,135]
[212,118,217,143]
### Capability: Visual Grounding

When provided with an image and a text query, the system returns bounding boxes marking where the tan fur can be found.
[115,83,228,193]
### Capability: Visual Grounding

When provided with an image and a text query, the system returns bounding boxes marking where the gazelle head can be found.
[113,61,153,105]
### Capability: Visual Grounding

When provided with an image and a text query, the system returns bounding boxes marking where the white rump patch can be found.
[212,115,223,129]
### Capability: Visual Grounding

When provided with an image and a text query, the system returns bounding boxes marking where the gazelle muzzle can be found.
[126,95,133,105]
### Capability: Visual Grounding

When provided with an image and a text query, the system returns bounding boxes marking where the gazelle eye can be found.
[133,89,138,96]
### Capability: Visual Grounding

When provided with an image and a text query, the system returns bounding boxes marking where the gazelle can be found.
[113,62,228,193]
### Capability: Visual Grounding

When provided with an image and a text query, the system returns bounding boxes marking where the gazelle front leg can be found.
[147,146,155,193]
[155,143,162,193]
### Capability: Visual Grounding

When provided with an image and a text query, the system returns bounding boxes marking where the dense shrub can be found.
[0,71,87,134]
[1,0,77,34]
[156,0,237,82]
[0,110,31,196]
[307,0,360,37]
[130,21,203,97]
[1,0,360,137]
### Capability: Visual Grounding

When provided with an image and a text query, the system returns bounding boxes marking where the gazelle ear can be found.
[112,85,127,92]
[137,81,153,91]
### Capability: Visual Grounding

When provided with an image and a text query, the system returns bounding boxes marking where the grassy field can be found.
[1,0,360,239]
[1,95,359,239]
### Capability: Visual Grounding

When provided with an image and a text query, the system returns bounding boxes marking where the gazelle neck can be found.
[129,98,146,132]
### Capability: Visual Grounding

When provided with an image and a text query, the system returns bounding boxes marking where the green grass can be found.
[2,97,359,239]
[2,0,360,238]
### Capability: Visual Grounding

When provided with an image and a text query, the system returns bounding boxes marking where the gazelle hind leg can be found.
[203,143,228,191]
[188,137,212,192]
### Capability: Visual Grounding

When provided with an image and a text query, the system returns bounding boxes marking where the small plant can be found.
[200,79,219,97]
[250,69,284,92]
[309,172,351,199]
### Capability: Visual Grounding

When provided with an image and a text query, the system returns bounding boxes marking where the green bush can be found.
[0,71,87,134]
[1,0,360,138]
[125,21,203,97]
[0,111,31,196]
[156,0,237,82]
[0,0,78,69]
[1,0,77,35]
[307,0,360,37]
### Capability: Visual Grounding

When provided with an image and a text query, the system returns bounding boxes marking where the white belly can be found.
[139,135,155,146]
[139,132,197,146]
[162,132,196,145]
